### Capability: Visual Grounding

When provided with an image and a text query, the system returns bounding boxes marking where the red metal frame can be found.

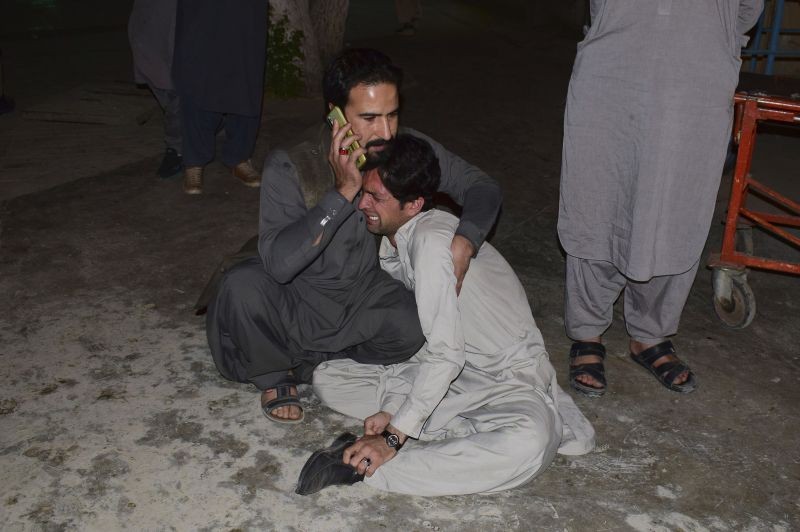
[708,93,800,275]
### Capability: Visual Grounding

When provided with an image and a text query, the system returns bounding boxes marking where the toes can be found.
[576,374,603,389]
[262,387,302,420]
[270,405,301,420]
[674,370,689,385]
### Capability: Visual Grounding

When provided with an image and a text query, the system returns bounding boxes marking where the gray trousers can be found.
[206,258,425,390]
[313,355,565,496]
[151,87,181,152]
[564,255,700,344]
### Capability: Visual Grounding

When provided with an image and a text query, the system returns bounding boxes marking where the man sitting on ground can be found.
[205,49,502,423]
[297,135,595,496]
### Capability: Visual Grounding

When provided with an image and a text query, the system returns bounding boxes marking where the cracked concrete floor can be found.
[1,1,799,530]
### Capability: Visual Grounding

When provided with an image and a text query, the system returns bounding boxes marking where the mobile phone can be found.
[326,106,367,169]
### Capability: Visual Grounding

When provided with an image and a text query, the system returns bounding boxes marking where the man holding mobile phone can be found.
[204,49,502,424]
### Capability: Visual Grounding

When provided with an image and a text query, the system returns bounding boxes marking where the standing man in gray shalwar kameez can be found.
[206,49,502,424]
[559,0,763,397]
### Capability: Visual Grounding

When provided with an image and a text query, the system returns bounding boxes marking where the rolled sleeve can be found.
[403,128,502,251]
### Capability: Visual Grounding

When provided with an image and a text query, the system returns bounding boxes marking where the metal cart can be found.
[707,91,800,329]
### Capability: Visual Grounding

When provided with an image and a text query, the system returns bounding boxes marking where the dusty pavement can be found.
[1,0,799,530]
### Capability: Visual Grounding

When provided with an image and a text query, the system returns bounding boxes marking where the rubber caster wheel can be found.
[712,268,756,329]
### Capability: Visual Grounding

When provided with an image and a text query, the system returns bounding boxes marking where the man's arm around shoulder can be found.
[402,127,503,253]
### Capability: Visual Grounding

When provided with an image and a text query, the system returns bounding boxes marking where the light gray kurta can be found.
[313,210,594,495]
[558,0,763,281]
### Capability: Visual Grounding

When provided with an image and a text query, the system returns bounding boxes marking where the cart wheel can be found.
[712,268,756,329]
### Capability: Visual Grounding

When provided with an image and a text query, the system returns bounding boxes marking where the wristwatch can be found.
[381,429,404,451]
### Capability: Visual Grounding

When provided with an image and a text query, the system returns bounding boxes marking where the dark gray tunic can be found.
[172,0,268,116]
[257,125,503,353]
[558,0,763,281]
[128,0,177,89]
[205,125,502,387]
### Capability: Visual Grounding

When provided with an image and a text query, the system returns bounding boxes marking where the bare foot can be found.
[261,386,303,421]
[571,337,605,390]
[630,340,689,385]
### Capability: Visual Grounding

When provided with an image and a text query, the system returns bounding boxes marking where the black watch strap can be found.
[381,429,404,451]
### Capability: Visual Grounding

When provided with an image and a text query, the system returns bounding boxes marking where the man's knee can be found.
[312,360,381,420]
[348,285,424,365]
[382,302,425,352]
[207,258,273,371]
[216,258,274,316]
[376,284,425,350]
[489,406,561,473]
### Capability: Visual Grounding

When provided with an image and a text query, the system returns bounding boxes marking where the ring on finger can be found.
[361,457,371,468]
[338,147,349,156]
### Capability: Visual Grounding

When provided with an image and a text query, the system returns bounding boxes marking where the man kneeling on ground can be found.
[297,135,595,496]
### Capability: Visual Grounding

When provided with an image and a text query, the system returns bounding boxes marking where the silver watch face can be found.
[386,434,400,448]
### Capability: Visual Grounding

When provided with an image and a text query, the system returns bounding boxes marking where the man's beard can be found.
[360,137,395,171]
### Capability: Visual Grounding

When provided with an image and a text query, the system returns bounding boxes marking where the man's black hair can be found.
[323,48,403,111]
[378,134,440,211]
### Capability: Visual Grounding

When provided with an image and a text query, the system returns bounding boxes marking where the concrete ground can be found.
[1,1,799,530]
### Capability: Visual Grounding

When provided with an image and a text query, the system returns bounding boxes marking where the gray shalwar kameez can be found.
[313,210,595,496]
[207,126,503,390]
[558,0,763,341]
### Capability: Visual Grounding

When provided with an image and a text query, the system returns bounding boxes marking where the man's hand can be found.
[328,120,366,202]
[343,434,396,477]
[343,419,408,477]
[364,411,392,435]
[450,234,475,295]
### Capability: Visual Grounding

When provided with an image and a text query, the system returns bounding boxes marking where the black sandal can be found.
[569,342,607,398]
[630,340,696,394]
[261,382,305,424]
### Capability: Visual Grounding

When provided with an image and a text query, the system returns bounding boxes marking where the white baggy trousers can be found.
[313,335,595,496]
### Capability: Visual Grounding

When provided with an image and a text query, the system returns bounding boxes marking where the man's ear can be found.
[407,196,424,216]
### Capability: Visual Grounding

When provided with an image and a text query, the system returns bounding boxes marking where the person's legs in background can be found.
[151,87,183,178]
[221,112,261,188]
[564,255,626,396]
[564,255,697,394]
[624,261,699,392]
[179,96,222,194]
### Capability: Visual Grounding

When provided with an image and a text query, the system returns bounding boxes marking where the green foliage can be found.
[266,12,305,98]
